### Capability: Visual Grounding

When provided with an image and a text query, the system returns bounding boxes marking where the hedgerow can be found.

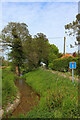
[48,57,80,75]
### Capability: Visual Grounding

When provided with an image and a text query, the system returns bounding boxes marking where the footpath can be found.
[44,68,79,82]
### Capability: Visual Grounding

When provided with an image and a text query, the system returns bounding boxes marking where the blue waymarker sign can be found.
[69,62,76,69]
[69,62,76,83]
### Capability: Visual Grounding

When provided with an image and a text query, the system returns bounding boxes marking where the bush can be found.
[48,53,58,64]
[48,57,80,75]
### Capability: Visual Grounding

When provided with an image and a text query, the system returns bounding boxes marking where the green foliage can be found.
[1,22,60,73]
[1,22,30,75]
[49,44,59,55]
[57,53,63,58]
[2,68,17,106]
[48,57,80,75]
[8,37,25,75]
[22,68,78,118]
[26,105,54,118]
[0,57,9,66]
[48,44,59,64]
[9,38,25,64]
[1,22,29,43]
[24,33,50,69]
[0,68,2,107]
[33,33,50,67]
[65,20,78,36]
[48,53,57,63]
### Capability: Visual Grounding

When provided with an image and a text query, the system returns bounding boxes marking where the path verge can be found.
[0,92,20,119]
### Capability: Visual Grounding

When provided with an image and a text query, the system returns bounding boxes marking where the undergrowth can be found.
[2,67,17,107]
[22,68,79,118]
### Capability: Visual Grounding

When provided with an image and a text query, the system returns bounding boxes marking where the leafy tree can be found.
[65,14,80,76]
[23,35,39,70]
[24,33,59,69]
[48,44,59,64]
[33,33,50,67]
[48,53,57,63]
[8,38,25,75]
[1,22,30,75]
[49,44,59,55]
[65,14,80,52]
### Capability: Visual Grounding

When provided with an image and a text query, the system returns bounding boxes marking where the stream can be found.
[12,79,40,117]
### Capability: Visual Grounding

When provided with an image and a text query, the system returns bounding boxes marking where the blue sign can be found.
[69,62,76,69]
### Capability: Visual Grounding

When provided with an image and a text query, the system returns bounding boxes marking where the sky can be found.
[0,1,79,54]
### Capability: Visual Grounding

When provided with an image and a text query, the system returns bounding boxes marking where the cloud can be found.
[1,2,78,53]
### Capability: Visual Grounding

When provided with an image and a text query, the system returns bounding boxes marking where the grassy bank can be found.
[2,67,17,107]
[0,68,2,107]
[23,68,79,118]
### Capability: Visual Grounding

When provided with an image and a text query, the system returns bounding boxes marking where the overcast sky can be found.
[0,1,79,53]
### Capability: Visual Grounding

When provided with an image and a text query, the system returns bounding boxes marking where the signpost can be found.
[69,62,76,82]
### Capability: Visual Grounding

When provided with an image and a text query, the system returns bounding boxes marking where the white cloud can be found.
[1,2,78,53]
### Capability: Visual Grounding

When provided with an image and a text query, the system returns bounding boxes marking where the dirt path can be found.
[51,70,79,81]
[12,79,40,117]
[43,68,79,81]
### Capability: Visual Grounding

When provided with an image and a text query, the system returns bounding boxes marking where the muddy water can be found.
[12,79,40,117]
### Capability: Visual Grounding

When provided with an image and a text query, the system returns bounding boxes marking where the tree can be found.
[1,22,30,75]
[48,44,59,63]
[48,53,57,63]
[65,14,80,76]
[8,38,25,75]
[49,44,59,55]
[65,15,80,54]
[23,35,39,70]
[23,33,50,70]
[33,33,50,67]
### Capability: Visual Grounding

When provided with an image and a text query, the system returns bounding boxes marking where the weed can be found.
[24,68,78,118]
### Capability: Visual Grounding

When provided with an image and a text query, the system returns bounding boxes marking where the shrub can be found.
[48,57,80,75]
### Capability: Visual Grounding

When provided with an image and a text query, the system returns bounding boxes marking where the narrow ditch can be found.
[11,79,40,117]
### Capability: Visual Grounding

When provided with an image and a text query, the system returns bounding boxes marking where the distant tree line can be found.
[1,22,62,76]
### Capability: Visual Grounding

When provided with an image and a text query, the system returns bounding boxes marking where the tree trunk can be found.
[16,65,19,76]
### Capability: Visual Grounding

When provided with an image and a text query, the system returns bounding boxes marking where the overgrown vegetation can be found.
[2,67,17,107]
[1,13,80,119]
[1,22,60,75]
[0,68,2,107]
[21,68,79,118]
[48,57,80,75]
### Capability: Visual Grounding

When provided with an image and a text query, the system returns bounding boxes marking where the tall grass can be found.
[2,67,17,106]
[23,68,79,118]
[0,68,2,108]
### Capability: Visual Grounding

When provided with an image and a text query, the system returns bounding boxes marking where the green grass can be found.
[49,69,79,80]
[22,68,79,118]
[0,68,2,107]
[2,67,17,107]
